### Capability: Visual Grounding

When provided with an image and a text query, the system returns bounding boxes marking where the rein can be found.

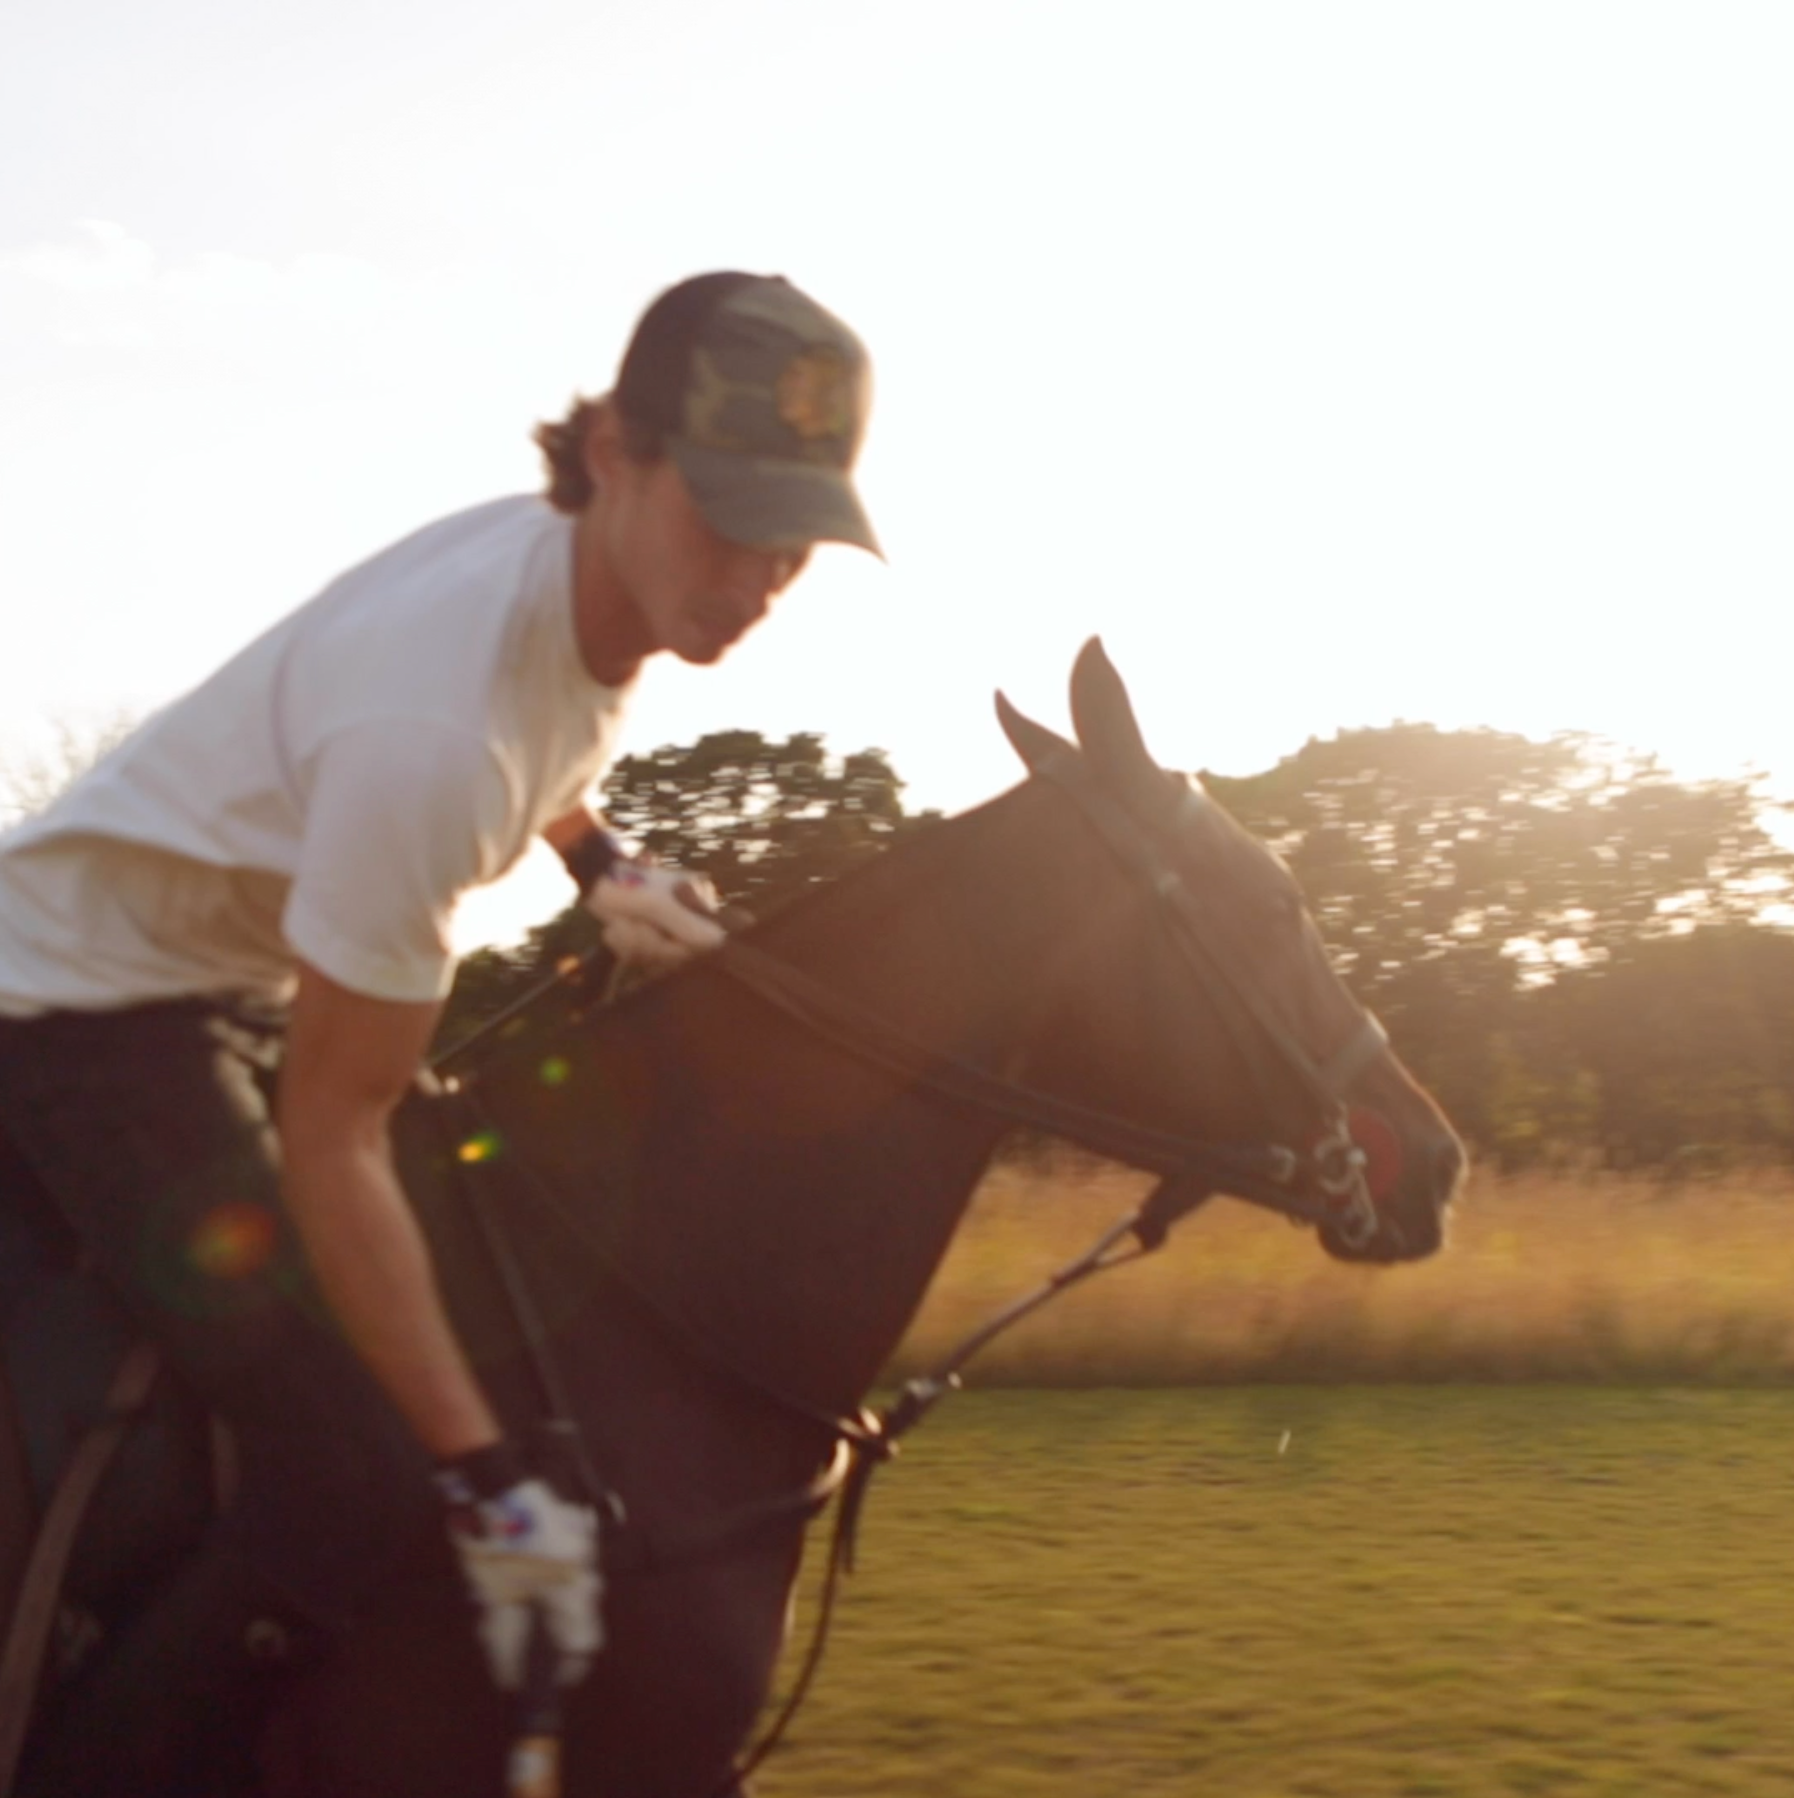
[708,939,1356,1229]
[442,957,1380,1794]
[446,1055,1224,1798]
[437,756,1395,1795]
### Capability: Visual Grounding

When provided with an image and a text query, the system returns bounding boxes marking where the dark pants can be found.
[0,997,433,1630]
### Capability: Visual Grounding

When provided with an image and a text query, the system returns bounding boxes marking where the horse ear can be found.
[995,690,1076,774]
[1068,637,1176,813]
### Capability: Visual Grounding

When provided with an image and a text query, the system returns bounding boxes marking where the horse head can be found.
[995,637,1463,1263]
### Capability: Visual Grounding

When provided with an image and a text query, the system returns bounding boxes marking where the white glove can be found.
[444,1476,602,1689]
[584,859,726,970]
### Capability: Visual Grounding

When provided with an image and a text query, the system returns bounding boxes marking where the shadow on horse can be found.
[2,641,1464,1796]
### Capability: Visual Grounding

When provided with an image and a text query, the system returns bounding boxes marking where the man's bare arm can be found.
[278,962,499,1459]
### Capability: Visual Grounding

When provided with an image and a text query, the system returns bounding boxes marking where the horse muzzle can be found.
[1313,1106,1465,1265]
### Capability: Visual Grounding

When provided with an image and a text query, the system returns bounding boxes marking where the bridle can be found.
[437,750,1395,1795]
[682,746,1393,1257]
[1022,744,1390,1248]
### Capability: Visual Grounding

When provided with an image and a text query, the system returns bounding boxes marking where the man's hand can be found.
[440,1473,602,1689]
[584,859,726,971]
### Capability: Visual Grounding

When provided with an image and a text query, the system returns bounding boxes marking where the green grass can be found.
[762,1389,1794,1796]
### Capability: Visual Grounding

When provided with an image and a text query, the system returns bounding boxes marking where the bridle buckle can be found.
[1311,1116,1378,1249]
[1312,1119,1368,1197]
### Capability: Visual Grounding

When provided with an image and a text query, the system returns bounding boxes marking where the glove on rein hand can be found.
[435,1442,602,1690]
[568,830,727,971]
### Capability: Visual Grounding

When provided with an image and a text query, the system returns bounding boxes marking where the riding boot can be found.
[17,1545,326,1798]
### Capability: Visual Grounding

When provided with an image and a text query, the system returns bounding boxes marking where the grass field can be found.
[765,1387,1794,1797]
[890,1161,1794,1385]
[747,1166,1794,1793]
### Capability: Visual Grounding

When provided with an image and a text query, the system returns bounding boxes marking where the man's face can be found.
[600,452,811,666]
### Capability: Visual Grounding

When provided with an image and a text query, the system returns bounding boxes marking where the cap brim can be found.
[670,439,883,559]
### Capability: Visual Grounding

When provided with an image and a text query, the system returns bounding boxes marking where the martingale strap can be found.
[699,1176,1224,1798]
[443,982,1261,1798]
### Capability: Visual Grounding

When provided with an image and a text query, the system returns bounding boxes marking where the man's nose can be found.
[723,550,792,614]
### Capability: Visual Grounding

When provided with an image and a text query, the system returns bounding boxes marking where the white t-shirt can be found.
[0,496,632,1015]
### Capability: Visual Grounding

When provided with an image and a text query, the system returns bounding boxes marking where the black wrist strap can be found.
[433,1439,526,1505]
[560,829,624,898]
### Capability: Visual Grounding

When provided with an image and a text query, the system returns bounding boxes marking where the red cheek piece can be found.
[1345,1106,1404,1202]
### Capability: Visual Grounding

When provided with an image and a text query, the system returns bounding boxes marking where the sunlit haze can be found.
[4,1,1791,949]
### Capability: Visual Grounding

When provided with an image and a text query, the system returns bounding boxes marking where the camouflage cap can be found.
[615,273,880,557]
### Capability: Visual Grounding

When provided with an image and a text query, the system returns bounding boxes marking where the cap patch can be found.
[776,349,854,441]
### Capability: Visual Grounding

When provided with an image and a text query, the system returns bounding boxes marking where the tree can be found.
[435,714,1794,1173]
[436,731,934,1056]
[1204,724,1794,1167]
[1550,924,1794,1168]
[0,710,139,825]
[598,729,921,916]
[1208,723,1789,991]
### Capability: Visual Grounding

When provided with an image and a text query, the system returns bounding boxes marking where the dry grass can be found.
[892,1158,1794,1385]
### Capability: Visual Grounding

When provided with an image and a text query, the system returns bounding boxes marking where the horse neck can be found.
[565,776,1118,1417]
[748,775,1096,1061]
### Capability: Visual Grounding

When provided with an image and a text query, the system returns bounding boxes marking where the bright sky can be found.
[4,1,1792,948]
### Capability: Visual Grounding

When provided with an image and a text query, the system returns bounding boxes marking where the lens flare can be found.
[188,1202,277,1280]
[457,1130,504,1164]
[539,1056,571,1087]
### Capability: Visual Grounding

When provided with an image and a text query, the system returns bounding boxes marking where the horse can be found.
[4,639,1464,1797]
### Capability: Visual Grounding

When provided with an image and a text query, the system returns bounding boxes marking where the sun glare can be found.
[2,5,1789,956]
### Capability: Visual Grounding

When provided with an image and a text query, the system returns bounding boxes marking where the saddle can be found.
[0,1200,225,1790]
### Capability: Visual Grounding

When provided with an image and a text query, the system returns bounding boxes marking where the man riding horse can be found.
[0,270,879,1795]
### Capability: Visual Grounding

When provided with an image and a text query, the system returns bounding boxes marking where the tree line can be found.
[446,723,1794,1173]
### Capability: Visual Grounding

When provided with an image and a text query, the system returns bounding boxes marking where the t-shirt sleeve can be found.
[283,718,521,1002]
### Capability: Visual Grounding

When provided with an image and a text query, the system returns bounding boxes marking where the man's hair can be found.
[533,271,763,515]
[532,396,659,515]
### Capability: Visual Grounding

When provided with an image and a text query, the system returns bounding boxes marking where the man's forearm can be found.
[282,1131,500,1459]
